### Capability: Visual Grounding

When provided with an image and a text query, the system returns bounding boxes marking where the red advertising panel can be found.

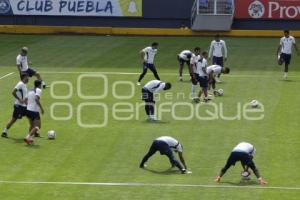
[235,0,300,19]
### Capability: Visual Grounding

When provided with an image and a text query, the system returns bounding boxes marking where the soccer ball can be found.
[47,130,56,140]
[250,100,259,108]
[214,88,224,96]
[241,171,251,180]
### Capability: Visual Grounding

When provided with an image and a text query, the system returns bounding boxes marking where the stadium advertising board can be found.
[235,0,300,19]
[0,0,142,17]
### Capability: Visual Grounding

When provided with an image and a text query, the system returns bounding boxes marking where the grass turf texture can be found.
[0,34,300,200]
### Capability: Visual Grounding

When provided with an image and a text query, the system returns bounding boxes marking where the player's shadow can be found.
[9,137,41,149]
[222,180,258,186]
[143,120,170,124]
[142,167,181,175]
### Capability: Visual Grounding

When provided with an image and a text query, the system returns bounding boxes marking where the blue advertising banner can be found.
[0,0,142,16]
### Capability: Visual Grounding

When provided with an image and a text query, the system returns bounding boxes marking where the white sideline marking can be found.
[0,180,300,191]
[40,71,300,78]
[0,72,14,80]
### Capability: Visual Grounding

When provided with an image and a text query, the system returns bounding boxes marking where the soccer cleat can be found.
[283,73,288,80]
[258,177,267,185]
[139,163,147,168]
[136,82,141,86]
[24,138,33,145]
[179,77,183,82]
[1,132,8,138]
[215,176,221,183]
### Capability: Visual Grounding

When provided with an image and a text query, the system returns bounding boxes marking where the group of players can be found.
[138,31,298,185]
[1,47,46,145]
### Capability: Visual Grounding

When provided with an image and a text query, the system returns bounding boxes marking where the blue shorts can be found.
[12,105,27,119]
[177,55,190,66]
[26,110,40,121]
[197,75,208,88]
[213,56,224,67]
[280,53,291,65]
[22,68,36,77]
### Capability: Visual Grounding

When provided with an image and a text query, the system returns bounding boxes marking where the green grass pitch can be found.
[0,34,300,200]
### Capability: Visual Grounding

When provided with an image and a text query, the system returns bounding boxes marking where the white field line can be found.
[40,71,300,78]
[0,72,14,80]
[0,180,300,191]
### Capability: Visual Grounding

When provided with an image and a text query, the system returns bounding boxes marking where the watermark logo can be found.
[248,0,265,19]
[50,74,265,128]
[0,0,11,14]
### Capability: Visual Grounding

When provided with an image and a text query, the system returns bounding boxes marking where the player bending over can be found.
[142,80,171,121]
[24,80,44,145]
[194,51,210,102]
[206,65,230,95]
[177,49,194,81]
[215,142,267,185]
[2,73,29,138]
[188,47,201,102]
[17,47,47,88]
[276,30,299,80]
[137,42,160,85]
[140,136,191,174]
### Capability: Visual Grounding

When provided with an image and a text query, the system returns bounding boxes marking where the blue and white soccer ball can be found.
[250,100,259,108]
[47,130,56,140]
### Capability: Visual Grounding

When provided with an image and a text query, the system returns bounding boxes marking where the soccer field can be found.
[0,34,300,200]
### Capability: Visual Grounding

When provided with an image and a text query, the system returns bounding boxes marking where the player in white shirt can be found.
[206,65,230,94]
[215,142,267,185]
[195,51,210,102]
[276,30,299,80]
[140,136,191,174]
[24,80,44,145]
[208,34,228,82]
[188,47,201,102]
[137,42,160,85]
[177,48,200,81]
[142,80,171,121]
[16,47,46,88]
[2,73,29,138]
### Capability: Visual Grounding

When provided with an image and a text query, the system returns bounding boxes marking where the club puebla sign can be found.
[235,0,300,19]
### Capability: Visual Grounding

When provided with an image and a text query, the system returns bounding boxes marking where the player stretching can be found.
[208,34,228,83]
[188,47,201,102]
[206,65,230,94]
[215,142,267,185]
[137,42,160,85]
[277,30,299,80]
[142,80,171,121]
[195,51,210,102]
[24,80,44,145]
[17,47,46,88]
[2,73,29,138]
[140,136,191,174]
[177,49,193,81]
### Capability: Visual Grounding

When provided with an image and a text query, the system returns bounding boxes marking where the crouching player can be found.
[142,80,171,121]
[2,73,29,138]
[215,142,267,185]
[24,80,44,145]
[177,49,193,81]
[139,136,191,174]
[206,65,230,95]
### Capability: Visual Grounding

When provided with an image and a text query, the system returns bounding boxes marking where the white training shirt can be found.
[14,81,27,107]
[280,36,296,54]
[209,40,228,58]
[27,88,42,112]
[206,65,222,76]
[156,136,183,152]
[143,80,166,93]
[190,54,200,73]
[178,50,193,61]
[142,47,157,64]
[16,54,29,71]
[196,58,208,77]
[232,142,256,156]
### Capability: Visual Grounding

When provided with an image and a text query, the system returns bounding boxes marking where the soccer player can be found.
[215,142,267,185]
[142,80,171,121]
[24,80,44,145]
[277,30,299,80]
[206,64,230,94]
[137,42,160,85]
[16,47,46,88]
[177,49,193,81]
[188,47,201,102]
[139,136,191,174]
[208,34,228,82]
[2,73,29,138]
[195,51,210,102]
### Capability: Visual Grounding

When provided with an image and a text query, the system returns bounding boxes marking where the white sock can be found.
[191,84,196,98]
[3,128,7,133]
